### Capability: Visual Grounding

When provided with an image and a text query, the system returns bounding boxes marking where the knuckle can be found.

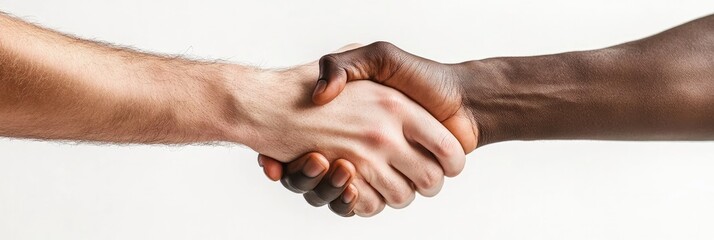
[363,126,396,147]
[366,41,407,81]
[388,189,415,209]
[416,166,444,191]
[319,53,338,63]
[319,54,340,67]
[436,134,459,158]
[437,134,466,177]
[359,199,384,216]
[379,179,413,207]
[351,159,374,183]
[378,93,405,114]
[370,41,397,53]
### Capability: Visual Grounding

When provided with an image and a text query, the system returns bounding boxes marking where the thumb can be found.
[312,41,403,105]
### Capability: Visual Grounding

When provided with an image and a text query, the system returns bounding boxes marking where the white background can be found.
[2,1,714,239]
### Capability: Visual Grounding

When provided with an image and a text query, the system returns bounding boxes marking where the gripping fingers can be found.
[328,184,358,217]
[351,178,386,217]
[303,159,356,207]
[403,106,466,177]
[389,144,445,197]
[280,153,330,193]
[363,161,416,209]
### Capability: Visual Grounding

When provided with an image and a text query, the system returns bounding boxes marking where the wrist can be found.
[216,64,315,151]
[457,51,604,144]
[150,62,276,145]
[208,64,276,146]
[454,59,518,146]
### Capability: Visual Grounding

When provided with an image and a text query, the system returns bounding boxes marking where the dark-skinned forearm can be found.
[462,14,714,145]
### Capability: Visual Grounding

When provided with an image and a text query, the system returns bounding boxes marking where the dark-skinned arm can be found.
[313,14,714,147]
[259,14,714,216]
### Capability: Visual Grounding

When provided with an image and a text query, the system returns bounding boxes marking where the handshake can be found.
[2,13,714,218]
[253,42,482,217]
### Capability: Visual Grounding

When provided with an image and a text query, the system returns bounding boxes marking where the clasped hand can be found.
[253,43,478,217]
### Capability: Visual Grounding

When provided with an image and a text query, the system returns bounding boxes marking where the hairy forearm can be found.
[464,14,714,145]
[0,14,257,144]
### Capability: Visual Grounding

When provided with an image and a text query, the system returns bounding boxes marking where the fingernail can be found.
[301,158,325,178]
[331,165,350,188]
[313,79,327,96]
[342,188,356,204]
[257,157,264,167]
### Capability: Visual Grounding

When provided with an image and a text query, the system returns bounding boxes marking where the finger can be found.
[313,41,400,105]
[258,154,283,182]
[329,184,358,217]
[442,108,479,153]
[279,153,329,193]
[389,143,445,197]
[351,178,386,217]
[303,159,355,206]
[363,161,416,209]
[311,43,365,102]
[312,55,348,105]
[403,106,466,177]
[280,153,329,193]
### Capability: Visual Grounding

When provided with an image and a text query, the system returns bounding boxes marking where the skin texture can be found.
[0,13,466,217]
[259,153,359,216]
[247,64,467,216]
[262,14,714,216]
[0,14,234,143]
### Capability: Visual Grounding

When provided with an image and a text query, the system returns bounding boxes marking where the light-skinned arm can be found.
[0,13,466,217]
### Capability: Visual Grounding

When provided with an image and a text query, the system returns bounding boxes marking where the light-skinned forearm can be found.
[464,15,714,145]
[0,13,258,144]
